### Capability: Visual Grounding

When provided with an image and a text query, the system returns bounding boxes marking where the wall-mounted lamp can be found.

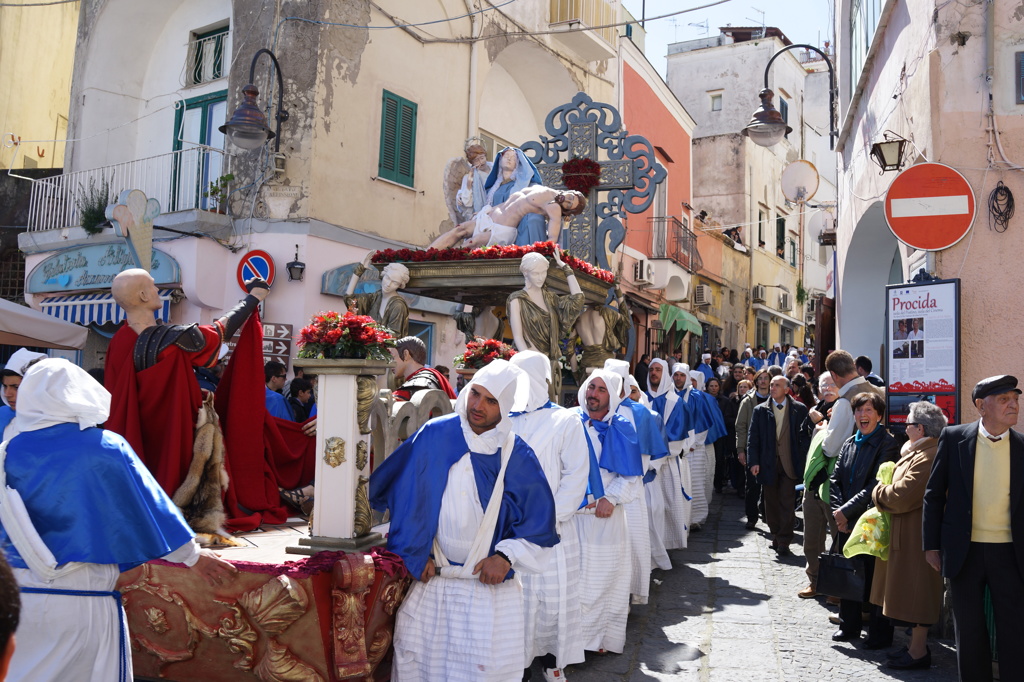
[286,245,305,282]
[220,48,289,152]
[869,131,908,173]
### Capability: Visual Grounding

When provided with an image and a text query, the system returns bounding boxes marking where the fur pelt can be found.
[172,390,238,547]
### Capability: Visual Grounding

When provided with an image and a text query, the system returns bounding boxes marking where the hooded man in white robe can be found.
[647,359,691,549]
[509,351,589,680]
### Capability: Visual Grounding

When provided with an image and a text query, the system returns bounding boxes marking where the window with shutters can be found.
[378,91,417,187]
[779,97,789,139]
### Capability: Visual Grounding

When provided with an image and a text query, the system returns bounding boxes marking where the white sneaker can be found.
[542,668,565,681]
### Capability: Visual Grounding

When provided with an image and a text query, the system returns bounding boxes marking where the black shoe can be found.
[776,545,793,557]
[887,647,931,670]
[860,637,893,650]
[831,629,859,642]
[745,521,757,530]
[885,646,909,660]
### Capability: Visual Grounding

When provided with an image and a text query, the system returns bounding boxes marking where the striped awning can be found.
[40,289,176,325]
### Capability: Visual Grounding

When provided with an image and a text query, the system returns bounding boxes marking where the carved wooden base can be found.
[287,533,383,556]
[117,551,409,682]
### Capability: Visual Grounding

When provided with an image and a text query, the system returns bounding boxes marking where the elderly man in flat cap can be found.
[923,375,1024,681]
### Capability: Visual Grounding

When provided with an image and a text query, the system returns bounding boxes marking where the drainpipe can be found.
[466,0,481,139]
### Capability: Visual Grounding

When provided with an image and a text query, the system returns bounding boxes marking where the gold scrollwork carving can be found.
[333,591,366,656]
[355,439,368,471]
[324,437,346,467]
[366,627,392,667]
[237,575,309,636]
[254,639,325,682]
[144,607,169,634]
[378,579,408,617]
[214,602,257,671]
[354,476,371,537]
[356,375,376,434]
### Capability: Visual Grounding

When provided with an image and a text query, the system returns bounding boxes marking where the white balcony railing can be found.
[27,147,227,232]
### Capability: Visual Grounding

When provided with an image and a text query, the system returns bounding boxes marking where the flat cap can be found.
[972,375,1022,402]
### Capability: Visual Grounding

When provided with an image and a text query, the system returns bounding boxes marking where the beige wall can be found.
[0,2,78,169]
[836,0,1024,420]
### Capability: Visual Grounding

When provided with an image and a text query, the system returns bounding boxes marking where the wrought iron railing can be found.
[549,0,616,44]
[27,147,228,231]
[649,216,702,273]
[186,30,229,86]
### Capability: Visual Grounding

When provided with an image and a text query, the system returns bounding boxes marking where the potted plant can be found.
[203,173,235,213]
[297,311,396,361]
[76,177,112,235]
[453,338,517,376]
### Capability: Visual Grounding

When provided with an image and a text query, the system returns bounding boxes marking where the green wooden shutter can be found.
[379,90,417,186]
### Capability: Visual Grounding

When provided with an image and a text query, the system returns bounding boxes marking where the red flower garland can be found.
[371,241,616,284]
[296,311,395,361]
[454,338,518,369]
[561,157,601,195]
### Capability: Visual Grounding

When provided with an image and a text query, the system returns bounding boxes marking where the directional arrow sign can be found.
[263,323,292,340]
[884,162,976,251]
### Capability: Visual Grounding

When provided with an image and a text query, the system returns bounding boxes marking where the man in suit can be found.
[747,375,811,556]
[923,375,1024,682]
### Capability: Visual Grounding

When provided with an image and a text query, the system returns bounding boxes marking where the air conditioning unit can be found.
[632,259,650,285]
[752,284,766,303]
[694,284,713,307]
[779,292,792,311]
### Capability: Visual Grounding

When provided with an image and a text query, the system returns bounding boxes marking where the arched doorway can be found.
[838,201,903,370]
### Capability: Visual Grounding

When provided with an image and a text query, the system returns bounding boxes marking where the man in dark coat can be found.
[923,375,1024,682]
[747,375,811,556]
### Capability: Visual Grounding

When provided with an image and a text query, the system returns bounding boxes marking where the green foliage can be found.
[76,177,111,235]
[796,279,808,305]
[203,173,235,209]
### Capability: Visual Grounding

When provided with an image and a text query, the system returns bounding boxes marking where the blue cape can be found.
[681,389,727,442]
[1,423,194,572]
[619,398,669,460]
[369,413,558,581]
[0,406,13,435]
[647,393,690,442]
[696,363,715,381]
[575,408,643,506]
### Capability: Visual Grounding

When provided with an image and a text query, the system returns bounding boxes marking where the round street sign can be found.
[884,162,976,251]
[236,249,276,291]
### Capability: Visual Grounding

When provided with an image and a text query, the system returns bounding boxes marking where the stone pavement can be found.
[548,489,959,681]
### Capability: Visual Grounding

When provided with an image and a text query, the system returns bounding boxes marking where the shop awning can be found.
[0,297,88,349]
[40,289,176,326]
[658,304,703,336]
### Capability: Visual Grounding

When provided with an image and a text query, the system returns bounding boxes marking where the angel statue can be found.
[441,139,492,227]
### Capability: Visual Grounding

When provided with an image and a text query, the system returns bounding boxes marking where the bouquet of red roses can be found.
[454,338,517,370]
[297,311,395,361]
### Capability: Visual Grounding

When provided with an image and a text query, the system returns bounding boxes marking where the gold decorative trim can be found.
[238,576,308,636]
[356,376,376,434]
[144,607,169,635]
[324,437,346,467]
[254,639,325,682]
[214,602,257,671]
[355,440,368,471]
[354,476,371,537]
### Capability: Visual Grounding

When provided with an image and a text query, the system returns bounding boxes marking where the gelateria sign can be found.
[27,244,181,294]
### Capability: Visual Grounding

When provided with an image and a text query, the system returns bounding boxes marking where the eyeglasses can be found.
[905,421,919,426]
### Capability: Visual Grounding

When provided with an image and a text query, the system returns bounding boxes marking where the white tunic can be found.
[574,421,642,653]
[614,403,656,597]
[511,405,589,668]
[392,453,551,681]
[682,390,713,526]
[655,393,691,550]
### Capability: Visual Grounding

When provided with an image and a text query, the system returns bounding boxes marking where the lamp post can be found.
[742,44,837,150]
[220,48,289,151]
[869,131,908,173]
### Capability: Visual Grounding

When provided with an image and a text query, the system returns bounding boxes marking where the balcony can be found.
[549,0,617,62]
[27,147,228,232]
[647,217,702,301]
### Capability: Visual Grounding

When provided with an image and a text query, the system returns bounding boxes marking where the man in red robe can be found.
[390,336,456,401]
[105,269,268,498]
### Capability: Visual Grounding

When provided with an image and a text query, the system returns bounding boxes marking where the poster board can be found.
[884,279,960,433]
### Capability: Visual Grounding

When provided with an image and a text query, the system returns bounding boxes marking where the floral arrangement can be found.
[454,338,517,370]
[297,311,395,361]
[372,241,616,284]
[561,157,601,195]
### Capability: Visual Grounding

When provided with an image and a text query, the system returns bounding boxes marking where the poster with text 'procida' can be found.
[885,279,959,426]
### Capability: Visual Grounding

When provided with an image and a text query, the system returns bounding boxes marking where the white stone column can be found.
[287,358,391,555]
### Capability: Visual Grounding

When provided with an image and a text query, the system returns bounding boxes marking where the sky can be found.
[620,0,836,78]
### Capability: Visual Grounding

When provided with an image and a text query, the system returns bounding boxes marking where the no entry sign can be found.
[884,162,975,251]
[236,250,276,291]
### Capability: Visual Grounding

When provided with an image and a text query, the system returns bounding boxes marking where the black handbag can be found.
[816,535,866,601]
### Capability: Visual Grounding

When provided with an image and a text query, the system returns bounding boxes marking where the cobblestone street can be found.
[555,490,960,681]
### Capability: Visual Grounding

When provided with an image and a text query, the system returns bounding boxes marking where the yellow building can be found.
[0,1,78,170]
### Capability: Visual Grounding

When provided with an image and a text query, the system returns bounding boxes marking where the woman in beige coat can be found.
[870,400,947,670]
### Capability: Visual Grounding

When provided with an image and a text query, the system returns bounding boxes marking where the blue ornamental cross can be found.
[521,92,666,270]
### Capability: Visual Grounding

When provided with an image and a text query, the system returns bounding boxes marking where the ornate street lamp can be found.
[220,48,289,152]
[286,244,305,282]
[869,131,908,173]
[743,44,837,150]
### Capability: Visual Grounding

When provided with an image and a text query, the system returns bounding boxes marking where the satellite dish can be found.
[781,160,820,203]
